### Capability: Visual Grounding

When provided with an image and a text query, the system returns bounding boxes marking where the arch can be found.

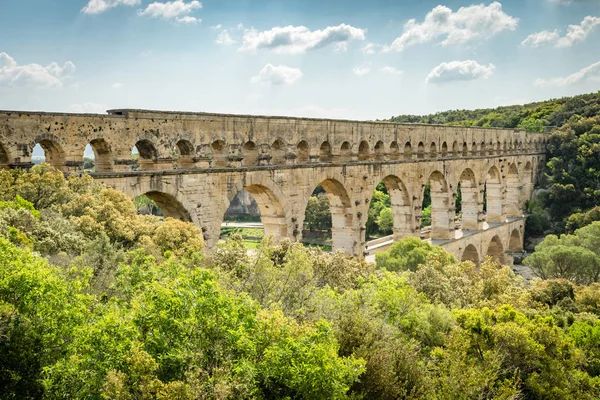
[389,141,400,160]
[242,141,258,166]
[404,142,412,160]
[496,141,501,155]
[505,163,521,217]
[211,140,228,167]
[509,229,523,253]
[442,142,449,157]
[487,141,494,156]
[461,244,480,264]
[296,140,309,164]
[502,140,508,153]
[243,184,289,238]
[380,175,413,239]
[458,168,479,230]
[340,141,352,162]
[0,141,9,169]
[143,191,192,222]
[87,138,114,172]
[471,142,478,156]
[417,142,425,159]
[426,170,452,239]
[485,166,504,223]
[305,178,355,254]
[486,235,505,265]
[451,141,458,156]
[320,141,333,162]
[462,142,468,157]
[271,139,286,165]
[523,161,533,184]
[34,136,66,171]
[430,142,437,158]
[479,141,486,156]
[374,140,385,160]
[358,140,370,161]
[175,139,194,169]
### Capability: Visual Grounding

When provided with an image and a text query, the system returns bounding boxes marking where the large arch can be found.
[142,191,193,222]
[461,244,480,264]
[304,178,355,254]
[508,229,523,253]
[486,235,505,265]
[485,166,504,223]
[242,184,289,239]
[427,170,453,240]
[381,175,414,239]
[33,135,66,171]
[505,163,521,217]
[458,168,479,230]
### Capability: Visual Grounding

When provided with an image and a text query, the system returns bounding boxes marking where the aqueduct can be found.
[0,109,546,262]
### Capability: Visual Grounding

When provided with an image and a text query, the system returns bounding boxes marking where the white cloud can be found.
[0,53,75,88]
[138,1,202,22]
[81,0,140,14]
[384,2,518,52]
[426,60,495,84]
[240,23,366,54]
[250,64,303,85]
[211,24,222,30]
[67,103,108,114]
[550,0,600,4]
[380,66,403,75]
[353,66,371,76]
[111,83,123,89]
[534,60,600,87]
[521,16,600,48]
[216,30,236,45]
[362,42,380,54]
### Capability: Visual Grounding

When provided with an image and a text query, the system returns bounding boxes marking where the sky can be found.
[1,0,600,124]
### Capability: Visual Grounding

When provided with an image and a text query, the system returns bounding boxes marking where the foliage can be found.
[303,195,332,232]
[375,236,456,272]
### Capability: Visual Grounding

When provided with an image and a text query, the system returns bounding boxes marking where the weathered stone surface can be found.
[0,108,547,259]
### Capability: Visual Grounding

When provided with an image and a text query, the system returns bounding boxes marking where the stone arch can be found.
[458,168,479,230]
[522,161,534,203]
[509,229,523,253]
[242,141,258,166]
[87,138,114,172]
[487,141,494,155]
[0,141,9,169]
[430,142,437,158]
[358,140,370,161]
[242,184,289,239]
[380,175,413,239]
[305,178,355,254]
[496,141,501,155]
[479,141,486,156]
[211,140,228,167]
[461,244,480,264]
[417,142,425,159]
[451,141,458,156]
[505,163,521,217]
[271,138,286,164]
[319,141,332,162]
[486,235,505,265]
[471,141,478,156]
[404,142,412,159]
[389,141,400,160]
[485,166,504,223]
[175,139,195,169]
[142,191,193,222]
[462,142,468,157]
[33,134,66,171]
[426,170,452,240]
[296,140,309,163]
[374,140,385,160]
[441,142,449,157]
[340,141,352,162]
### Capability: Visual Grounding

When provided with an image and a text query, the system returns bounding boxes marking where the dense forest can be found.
[2,91,600,399]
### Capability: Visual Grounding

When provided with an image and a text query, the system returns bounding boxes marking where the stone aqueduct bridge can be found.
[0,109,547,262]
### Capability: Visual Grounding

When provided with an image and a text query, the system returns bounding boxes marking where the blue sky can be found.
[1,0,599,122]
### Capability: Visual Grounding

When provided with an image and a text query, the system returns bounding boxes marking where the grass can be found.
[220,227,264,239]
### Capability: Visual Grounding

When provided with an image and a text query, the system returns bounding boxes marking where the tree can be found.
[375,236,456,272]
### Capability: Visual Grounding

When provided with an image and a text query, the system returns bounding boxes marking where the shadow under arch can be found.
[380,175,413,238]
[243,184,289,238]
[461,244,480,264]
[87,138,114,172]
[486,235,505,265]
[506,163,521,217]
[485,165,504,223]
[175,139,195,168]
[142,191,193,222]
[509,228,523,253]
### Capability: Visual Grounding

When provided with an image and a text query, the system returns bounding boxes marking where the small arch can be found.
[471,142,478,156]
[389,141,400,160]
[442,142,449,157]
[509,229,523,253]
[524,161,533,184]
[487,235,505,265]
[87,138,113,172]
[211,140,228,167]
[496,141,501,154]
[404,142,412,160]
[487,141,494,156]
[34,137,66,171]
[462,142,469,157]
[358,140,370,161]
[340,142,352,162]
[417,142,425,159]
[142,191,192,222]
[296,140,310,163]
[271,139,286,165]
[479,141,486,156]
[502,140,508,153]
[175,139,195,169]
[242,141,258,166]
[430,142,437,158]
[451,141,458,156]
[374,141,385,160]
[461,244,480,264]
[320,141,333,162]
